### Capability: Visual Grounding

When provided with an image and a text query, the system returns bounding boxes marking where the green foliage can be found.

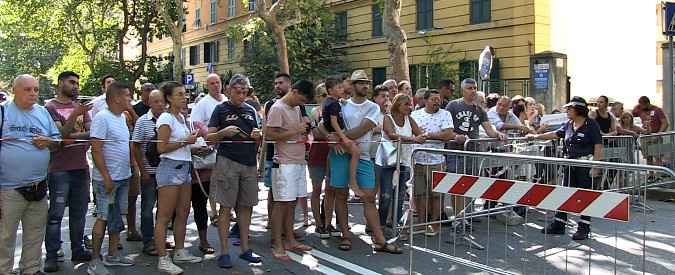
[235,1,349,101]
[422,34,465,98]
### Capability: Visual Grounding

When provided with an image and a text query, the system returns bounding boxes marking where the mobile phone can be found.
[236,127,250,138]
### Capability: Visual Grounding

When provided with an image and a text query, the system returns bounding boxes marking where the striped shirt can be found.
[132,111,159,174]
[91,109,131,181]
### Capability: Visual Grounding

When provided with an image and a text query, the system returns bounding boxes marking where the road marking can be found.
[287,249,380,275]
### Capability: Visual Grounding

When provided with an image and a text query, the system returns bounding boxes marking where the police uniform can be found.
[546,117,603,235]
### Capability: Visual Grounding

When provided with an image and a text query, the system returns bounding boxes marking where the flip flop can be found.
[286,244,312,252]
[199,243,215,254]
[126,231,143,242]
[271,251,292,262]
[338,238,351,251]
[142,244,158,256]
[373,242,403,254]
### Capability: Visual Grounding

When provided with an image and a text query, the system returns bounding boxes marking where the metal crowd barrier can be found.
[405,146,675,275]
[636,131,675,182]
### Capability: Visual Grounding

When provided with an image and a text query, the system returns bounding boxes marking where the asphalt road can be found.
[9,179,675,275]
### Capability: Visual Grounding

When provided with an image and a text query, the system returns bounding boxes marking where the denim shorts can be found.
[155,158,192,188]
[308,164,327,181]
[264,161,273,188]
[93,178,130,221]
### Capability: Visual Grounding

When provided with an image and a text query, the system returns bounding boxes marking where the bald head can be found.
[206,74,222,97]
[12,74,39,110]
[140,82,156,103]
[149,89,164,114]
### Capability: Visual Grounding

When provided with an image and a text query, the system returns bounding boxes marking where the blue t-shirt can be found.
[0,101,61,190]
[209,102,260,166]
[556,118,602,158]
[90,109,132,181]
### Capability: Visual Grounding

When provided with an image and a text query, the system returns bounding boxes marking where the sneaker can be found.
[158,255,183,275]
[103,252,134,267]
[425,225,439,236]
[654,177,664,184]
[217,254,233,268]
[92,205,98,217]
[72,250,93,262]
[173,248,202,263]
[647,176,655,183]
[84,236,93,249]
[315,226,329,239]
[328,225,341,237]
[87,259,110,275]
[398,232,409,241]
[347,196,362,204]
[44,257,59,273]
[496,211,524,226]
[228,224,240,238]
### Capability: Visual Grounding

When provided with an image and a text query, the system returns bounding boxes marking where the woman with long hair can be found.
[154,81,202,274]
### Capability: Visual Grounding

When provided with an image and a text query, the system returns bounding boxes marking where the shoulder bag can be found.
[188,121,217,170]
[375,115,399,167]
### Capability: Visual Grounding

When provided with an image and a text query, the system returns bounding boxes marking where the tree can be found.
[154,0,186,82]
[422,34,464,97]
[118,0,163,88]
[250,0,302,74]
[382,0,409,82]
[237,2,349,101]
[58,0,118,74]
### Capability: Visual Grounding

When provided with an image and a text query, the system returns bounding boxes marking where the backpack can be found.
[145,116,161,167]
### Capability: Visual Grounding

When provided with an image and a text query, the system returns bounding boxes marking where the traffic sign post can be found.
[663,2,675,130]
[184,72,194,86]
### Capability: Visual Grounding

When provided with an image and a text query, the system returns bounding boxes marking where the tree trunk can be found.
[171,34,183,82]
[272,24,289,74]
[382,0,409,82]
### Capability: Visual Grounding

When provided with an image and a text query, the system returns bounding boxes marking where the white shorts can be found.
[271,163,308,202]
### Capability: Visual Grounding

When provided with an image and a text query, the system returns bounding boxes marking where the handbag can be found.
[16,179,48,201]
[375,115,399,167]
[188,121,217,170]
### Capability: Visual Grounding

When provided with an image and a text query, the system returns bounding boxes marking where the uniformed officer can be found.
[526,96,603,240]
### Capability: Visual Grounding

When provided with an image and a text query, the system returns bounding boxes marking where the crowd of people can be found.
[0,70,668,275]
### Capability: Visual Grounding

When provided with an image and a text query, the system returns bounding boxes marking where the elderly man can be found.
[0,74,61,275]
[207,74,263,268]
[43,71,94,272]
[488,96,529,136]
[383,79,398,96]
[132,89,165,256]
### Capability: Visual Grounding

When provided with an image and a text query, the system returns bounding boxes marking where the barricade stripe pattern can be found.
[431,171,630,222]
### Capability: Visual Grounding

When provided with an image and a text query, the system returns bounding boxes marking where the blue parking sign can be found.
[185,73,194,86]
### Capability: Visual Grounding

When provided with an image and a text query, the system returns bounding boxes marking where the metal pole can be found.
[391,139,402,240]
[670,35,674,131]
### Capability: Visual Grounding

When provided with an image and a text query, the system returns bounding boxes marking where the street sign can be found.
[664,2,675,36]
[185,85,195,89]
[478,46,493,79]
[185,73,194,86]
[534,63,549,90]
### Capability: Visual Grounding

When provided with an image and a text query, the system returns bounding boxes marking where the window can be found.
[194,8,201,28]
[158,54,163,69]
[189,45,200,65]
[210,1,217,24]
[470,0,491,24]
[416,0,433,30]
[372,4,383,37]
[227,38,235,60]
[228,0,235,18]
[335,12,347,43]
[204,41,219,63]
[409,65,417,90]
[248,0,255,12]
[372,68,386,89]
[182,14,187,32]
[180,48,186,66]
[243,34,260,52]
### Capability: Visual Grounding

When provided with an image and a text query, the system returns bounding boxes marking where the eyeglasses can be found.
[427,97,441,102]
[232,86,250,93]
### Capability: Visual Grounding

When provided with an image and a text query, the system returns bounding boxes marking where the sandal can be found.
[126,231,143,242]
[142,244,158,256]
[338,238,351,251]
[199,243,215,254]
[373,242,403,254]
[271,251,292,262]
[303,218,313,227]
[210,215,219,227]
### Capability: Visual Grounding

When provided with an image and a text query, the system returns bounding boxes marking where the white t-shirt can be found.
[342,99,380,161]
[89,94,107,121]
[190,93,227,127]
[156,112,192,161]
[91,109,132,181]
[411,108,454,165]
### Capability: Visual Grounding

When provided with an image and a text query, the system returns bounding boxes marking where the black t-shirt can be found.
[264,98,307,161]
[322,97,344,133]
[556,118,602,158]
[133,102,151,117]
[246,100,262,112]
[209,101,259,166]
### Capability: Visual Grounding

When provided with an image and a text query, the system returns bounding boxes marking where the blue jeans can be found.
[45,169,90,259]
[140,174,158,246]
[378,166,410,226]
